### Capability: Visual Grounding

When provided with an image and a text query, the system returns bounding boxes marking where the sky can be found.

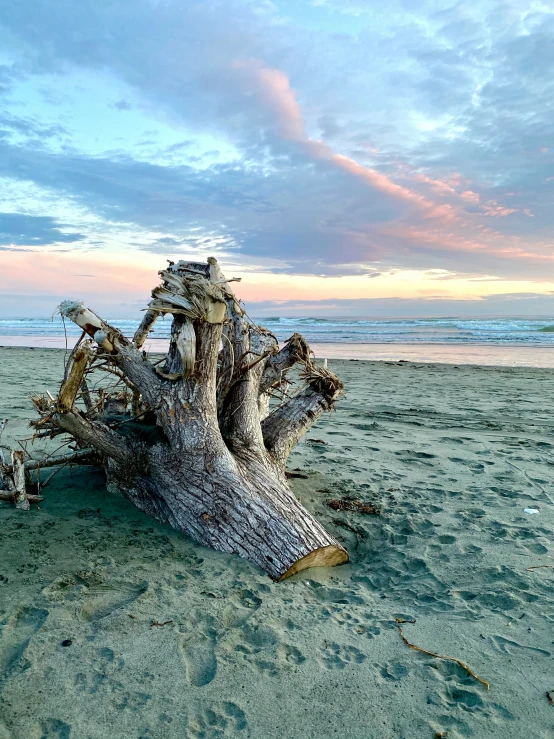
[0,0,553,318]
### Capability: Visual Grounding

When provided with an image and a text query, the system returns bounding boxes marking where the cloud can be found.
[0,213,86,248]
[249,291,554,318]
[0,112,67,142]
[0,0,552,289]
[113,99,132,110]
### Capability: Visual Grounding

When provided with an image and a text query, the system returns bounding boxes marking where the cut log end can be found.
[278,545,349,581]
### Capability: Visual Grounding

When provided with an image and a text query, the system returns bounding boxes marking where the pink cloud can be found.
[232,60,306,142]
[460,190,480,203]
[233,59,457,222]
[380,222,554,264]
[0,252,155,305]
[480,201,519,217]
[413,173,458,196]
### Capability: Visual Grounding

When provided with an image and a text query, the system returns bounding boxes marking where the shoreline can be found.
[2,336,554,367]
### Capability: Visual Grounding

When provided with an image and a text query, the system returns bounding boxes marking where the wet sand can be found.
[3,336,554,367]
[0,348,553,739]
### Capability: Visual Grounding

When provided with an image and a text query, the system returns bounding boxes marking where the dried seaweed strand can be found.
[395,621,490,690]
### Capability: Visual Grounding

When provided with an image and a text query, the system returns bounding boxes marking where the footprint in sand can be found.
[38,718,72,739]
[79,580,148,621]
[74,647,124,695]
[276,643,306,666]
[180,638,217,687]
[232,589,262,610]
[221,604,252,629]
[427,683,484,713]
[394,450,437,466]
[422,659,515,723]
[178,608,218,687]
[218,621,305,676]
[309,585,365,606]
[378,661,409,681]
[0,605,48,682]
[185,701,248,738]
[317,642,366,670]
[489,635,551,657]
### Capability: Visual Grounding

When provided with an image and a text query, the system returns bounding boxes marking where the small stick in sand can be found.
[395,620,490,690]
[11,450,29,510]
[0,419,11,491]
[0,492,43,503]
[331,518,366,539]
[328,498,379,515]
[151,620,173,628]
[547,691,554,706]
[526,565,552,571]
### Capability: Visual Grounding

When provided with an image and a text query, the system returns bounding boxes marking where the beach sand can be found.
[0,347,553,739]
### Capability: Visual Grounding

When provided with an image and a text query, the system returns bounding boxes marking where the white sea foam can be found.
[2,316,554,346]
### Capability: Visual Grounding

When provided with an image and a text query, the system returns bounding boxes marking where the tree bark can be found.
[28,258,348,580]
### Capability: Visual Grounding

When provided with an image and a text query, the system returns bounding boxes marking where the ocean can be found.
[2,316,554,366]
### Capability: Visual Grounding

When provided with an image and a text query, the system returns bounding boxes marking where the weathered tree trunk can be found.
[24,258,348,580]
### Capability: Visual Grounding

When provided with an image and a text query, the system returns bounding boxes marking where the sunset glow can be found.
[1,1,553,317]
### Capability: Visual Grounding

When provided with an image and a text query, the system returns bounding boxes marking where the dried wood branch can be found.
[58,342,92,412]
[0,419,11,491]
[133,309,161,349]
[7,448,96,474]
[262,367,344,467]
[396,622,490,690]
[0,491,43,503]
[260,333,311,394]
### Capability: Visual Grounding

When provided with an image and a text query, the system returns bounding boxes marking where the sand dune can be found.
[0,348,553,738]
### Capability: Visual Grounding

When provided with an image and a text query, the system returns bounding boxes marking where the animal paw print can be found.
[109,678,151,710]
[378,661,408,681]
[318,642,366,670]
[277,644,306,666]
[363,624,381,639]
[185,702,247,738]
[427,684,484,713]
[74,647,124,695]
[328,609,362,628]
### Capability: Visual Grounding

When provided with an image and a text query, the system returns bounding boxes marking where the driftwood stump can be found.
[24,258,348,580]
